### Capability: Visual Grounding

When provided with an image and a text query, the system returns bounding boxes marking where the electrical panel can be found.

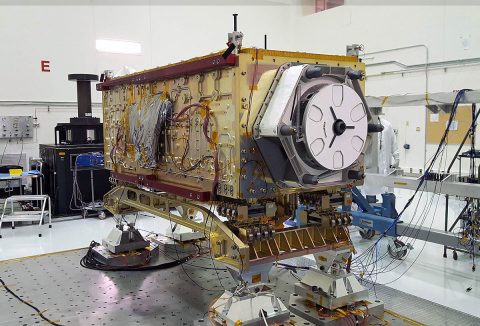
[0,116,33,139]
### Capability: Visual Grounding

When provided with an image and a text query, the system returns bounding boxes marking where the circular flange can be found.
[68,73,99,81]
[303,83,367,171]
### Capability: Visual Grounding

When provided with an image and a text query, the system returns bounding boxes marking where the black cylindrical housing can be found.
[68,74,99,118]
[368,123,384,133]
[347,70,363,80]
[348,170,365,180]
[77,81,92,117]
[305,66,323,79]
[280,125,296,136]
[302,174,318,185]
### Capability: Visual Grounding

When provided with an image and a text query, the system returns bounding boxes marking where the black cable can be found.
[205,203,227,290]
[168,209,224,292]
[201,202,246,288]
[353,93,462,283]
[354,141,447,281]
[156,246,228,271]
[0,277,63,326]
[392,90,465,220]
[17,137,24,166]
[274,262,311,271]
[358,90,466,248]
[360,190,442,285]
[69,155,85,211]
[352,90,468,283]
[0,137,9,165]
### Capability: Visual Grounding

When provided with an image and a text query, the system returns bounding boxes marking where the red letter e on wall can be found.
[41,60,50,72]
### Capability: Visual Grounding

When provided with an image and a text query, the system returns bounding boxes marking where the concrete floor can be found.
[0,188,479,318]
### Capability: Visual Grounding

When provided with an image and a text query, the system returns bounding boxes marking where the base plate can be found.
[289,293,385,325]
[210,286,290,326]
[91,242,159,267]
[1,250,478,325]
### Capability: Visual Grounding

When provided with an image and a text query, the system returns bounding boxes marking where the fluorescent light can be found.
[96,39,142,55]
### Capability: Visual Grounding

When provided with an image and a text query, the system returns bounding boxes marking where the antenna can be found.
[222,14,243,59]
[233,13,238,31]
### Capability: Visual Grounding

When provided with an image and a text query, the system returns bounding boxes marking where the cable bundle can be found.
[169,102,221,192]
[69,154,85,211]
[351,89,471,287]
[69,153,104,211]
[128,94,172,168]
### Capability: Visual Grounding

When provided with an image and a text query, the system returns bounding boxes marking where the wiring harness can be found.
[69,153,104,212]
[128,94,172,168]
[351,89,473,287]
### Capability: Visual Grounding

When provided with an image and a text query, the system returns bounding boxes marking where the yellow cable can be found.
[380,96,389,106]
[336,308,348,316]
[384,309,425,326]
[0,247,87,263]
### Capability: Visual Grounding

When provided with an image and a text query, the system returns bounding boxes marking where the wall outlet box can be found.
[0,116,33,139]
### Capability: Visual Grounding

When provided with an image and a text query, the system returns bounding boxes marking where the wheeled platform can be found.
[348,185,480,260]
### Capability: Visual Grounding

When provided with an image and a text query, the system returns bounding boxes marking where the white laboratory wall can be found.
[291,4,480,172]
[0,4,296,102]
[0,2,296,164]
[2,2,479,172]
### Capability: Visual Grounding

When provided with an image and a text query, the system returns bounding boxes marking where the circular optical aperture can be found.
[303,84,367,171]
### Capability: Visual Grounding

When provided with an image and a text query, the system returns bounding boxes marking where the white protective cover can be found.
[303,84,368,170]
[363,118,400,194]
[258,65,306,137]
[114,65,137,77]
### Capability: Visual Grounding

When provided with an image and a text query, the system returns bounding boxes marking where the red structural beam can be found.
[97,54,238,91]
[111,172,212,202]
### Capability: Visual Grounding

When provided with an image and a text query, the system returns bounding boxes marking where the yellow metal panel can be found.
[102,49,365,199]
